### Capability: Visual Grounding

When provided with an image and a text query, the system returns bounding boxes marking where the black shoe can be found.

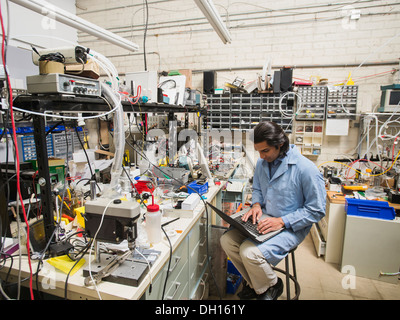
[237,281,257,300]
[256,278,283,300]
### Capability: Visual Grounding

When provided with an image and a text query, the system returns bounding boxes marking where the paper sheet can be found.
[325,119,349,136]
[47,255,86,276]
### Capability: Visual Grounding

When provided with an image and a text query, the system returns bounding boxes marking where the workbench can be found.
[0,185,222,300]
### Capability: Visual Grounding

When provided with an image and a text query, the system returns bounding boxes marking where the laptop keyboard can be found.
[233,216,259,233]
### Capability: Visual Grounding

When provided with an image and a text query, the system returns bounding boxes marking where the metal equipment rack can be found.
[11,94,203,253]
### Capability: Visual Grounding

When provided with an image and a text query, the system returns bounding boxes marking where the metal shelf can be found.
[13,94,203,114]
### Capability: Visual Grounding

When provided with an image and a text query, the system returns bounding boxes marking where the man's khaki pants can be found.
[220,228,277,294]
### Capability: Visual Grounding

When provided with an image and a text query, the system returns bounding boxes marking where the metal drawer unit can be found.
[206,94,230,130]
[72,129,85,152]
[53,132,74,161]
[17,134,54,162]
[326,85,358,119]
[231,93,262,130]
[261,93,293,133]
[296,86,327,120]
[52,129,85,161]
[206,93,293,132]
[164,262,189,300]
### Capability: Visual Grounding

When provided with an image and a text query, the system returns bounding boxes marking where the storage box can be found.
[39,60,64,74]
[65,58,100,79]
[345,198,395,220]
[178,69,192,88]
[187,180,208,195]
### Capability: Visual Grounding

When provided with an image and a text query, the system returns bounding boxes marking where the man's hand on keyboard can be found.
[242,204,262,224]
[257,217,285,234]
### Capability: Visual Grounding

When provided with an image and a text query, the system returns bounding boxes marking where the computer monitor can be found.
[379,85,400,112]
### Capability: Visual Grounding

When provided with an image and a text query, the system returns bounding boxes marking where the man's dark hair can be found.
[253,121,290,157]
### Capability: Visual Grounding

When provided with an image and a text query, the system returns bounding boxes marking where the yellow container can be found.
[74,206,86,228]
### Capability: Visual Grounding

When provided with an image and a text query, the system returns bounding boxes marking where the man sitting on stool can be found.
[220,121,326,300]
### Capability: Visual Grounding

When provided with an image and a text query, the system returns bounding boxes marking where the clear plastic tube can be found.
[86,49,125,197]
[101,83,124,196]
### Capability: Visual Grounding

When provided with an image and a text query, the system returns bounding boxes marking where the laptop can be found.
[207,202,283,243]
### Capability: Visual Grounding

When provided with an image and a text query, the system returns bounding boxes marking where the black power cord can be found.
[160,217,179,300]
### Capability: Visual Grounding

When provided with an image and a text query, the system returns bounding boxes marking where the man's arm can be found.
[281,169,326,232]
[251,160,264,208]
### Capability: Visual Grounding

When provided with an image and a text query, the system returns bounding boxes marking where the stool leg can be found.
[291,251,300,300]
[285,256,290,300]
[291,251,297,280]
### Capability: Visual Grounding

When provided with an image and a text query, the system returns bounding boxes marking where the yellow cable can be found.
[318,150,400,177]
[57,194,71,211]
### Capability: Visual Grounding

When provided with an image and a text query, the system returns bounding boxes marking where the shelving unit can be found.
[16,128,86,162]
[206,93,294,133]
[12,94,202,252]
[294,121,324,157]
[17,134,54,162]
[326,85,358,120]
[207,94,230,130]
[295,86,327,120]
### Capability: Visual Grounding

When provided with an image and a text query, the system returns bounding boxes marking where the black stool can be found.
[272,247,300,300]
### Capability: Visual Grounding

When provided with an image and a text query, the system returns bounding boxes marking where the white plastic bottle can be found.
[146,195,162,244]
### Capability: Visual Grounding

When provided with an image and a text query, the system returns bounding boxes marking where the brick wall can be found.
[76,0,400,164]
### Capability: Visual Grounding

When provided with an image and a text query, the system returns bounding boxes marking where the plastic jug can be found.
[146,195,161,244]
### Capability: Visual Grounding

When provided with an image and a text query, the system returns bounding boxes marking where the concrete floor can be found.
[216,234,400,300]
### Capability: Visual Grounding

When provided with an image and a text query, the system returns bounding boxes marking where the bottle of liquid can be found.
[146,194,161,244]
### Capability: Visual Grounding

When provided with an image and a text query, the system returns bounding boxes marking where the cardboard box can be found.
[65,58,100,79]
[179,69,192,88]
[39,61,64,74]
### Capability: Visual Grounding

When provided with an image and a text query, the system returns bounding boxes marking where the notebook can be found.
[207,203,283,243]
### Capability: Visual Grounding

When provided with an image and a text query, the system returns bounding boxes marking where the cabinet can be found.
[321,197,346,263]
[341,215,400,284]
[143,211,209,300]
[188,215,208,298]
[311,192,347,263]
[145,235,189,300]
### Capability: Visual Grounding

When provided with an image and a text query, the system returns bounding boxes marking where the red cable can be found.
[128,85,141,105]
[0,4,34,300]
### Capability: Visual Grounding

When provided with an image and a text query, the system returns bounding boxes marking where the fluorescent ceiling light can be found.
[9,0,139,52]
[194,0,232,44]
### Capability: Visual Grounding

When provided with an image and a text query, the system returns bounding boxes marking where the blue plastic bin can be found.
[187,181,208,195]
[226,259,242,294]
[345,198,396,220]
